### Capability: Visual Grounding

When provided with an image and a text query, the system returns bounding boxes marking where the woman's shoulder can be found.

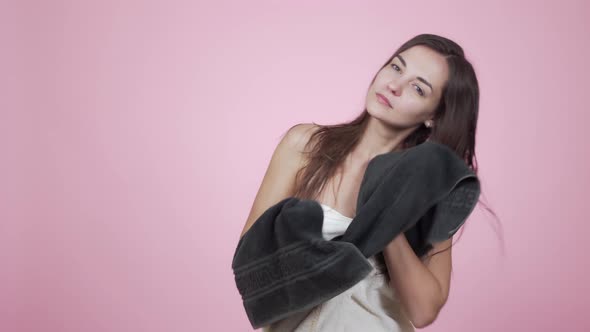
[282,122,321,154]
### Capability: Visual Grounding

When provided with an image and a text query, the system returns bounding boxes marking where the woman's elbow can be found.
[410,307,439,329]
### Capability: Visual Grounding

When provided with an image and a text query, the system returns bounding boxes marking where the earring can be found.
[425,121,433,128]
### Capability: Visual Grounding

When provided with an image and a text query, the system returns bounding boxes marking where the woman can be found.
[240,33,485,331]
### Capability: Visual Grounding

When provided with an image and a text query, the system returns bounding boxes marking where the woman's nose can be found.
[387,81,402,96]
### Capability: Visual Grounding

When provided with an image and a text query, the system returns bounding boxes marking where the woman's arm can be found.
[382,233,453,328]
[239,123,319,239]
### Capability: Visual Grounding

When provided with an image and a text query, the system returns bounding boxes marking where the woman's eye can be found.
[390,63,425,97]
[414,85,424,96]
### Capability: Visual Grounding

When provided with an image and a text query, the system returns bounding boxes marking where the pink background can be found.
[2,0,589,331]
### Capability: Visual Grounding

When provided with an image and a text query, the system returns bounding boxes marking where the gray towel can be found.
[232,140,480,329]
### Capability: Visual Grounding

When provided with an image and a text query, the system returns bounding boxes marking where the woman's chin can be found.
[367,104,395,119]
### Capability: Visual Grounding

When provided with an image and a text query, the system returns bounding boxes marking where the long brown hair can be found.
[289,33,503,260]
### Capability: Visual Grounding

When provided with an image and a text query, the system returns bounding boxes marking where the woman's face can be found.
[366,45,450,129]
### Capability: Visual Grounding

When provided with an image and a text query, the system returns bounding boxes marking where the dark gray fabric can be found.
[231,140,480,329]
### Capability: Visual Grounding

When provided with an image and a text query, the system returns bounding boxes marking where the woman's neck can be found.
[351,117,413,163]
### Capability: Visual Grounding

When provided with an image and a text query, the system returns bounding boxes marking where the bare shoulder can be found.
[273,122,321,172]
[281,122,321,154]
[239,122,320,238]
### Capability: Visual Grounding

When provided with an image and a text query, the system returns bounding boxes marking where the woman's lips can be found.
[376,93,392,108]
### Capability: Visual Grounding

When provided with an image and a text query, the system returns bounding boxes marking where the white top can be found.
[262,204,415,332]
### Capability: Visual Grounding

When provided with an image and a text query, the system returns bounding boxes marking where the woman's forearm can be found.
[381,233,443,328]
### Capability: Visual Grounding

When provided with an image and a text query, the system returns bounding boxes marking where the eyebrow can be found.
[395,54,434,93]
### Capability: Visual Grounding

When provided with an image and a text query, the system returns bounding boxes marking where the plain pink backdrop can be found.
[2,0,589,331]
